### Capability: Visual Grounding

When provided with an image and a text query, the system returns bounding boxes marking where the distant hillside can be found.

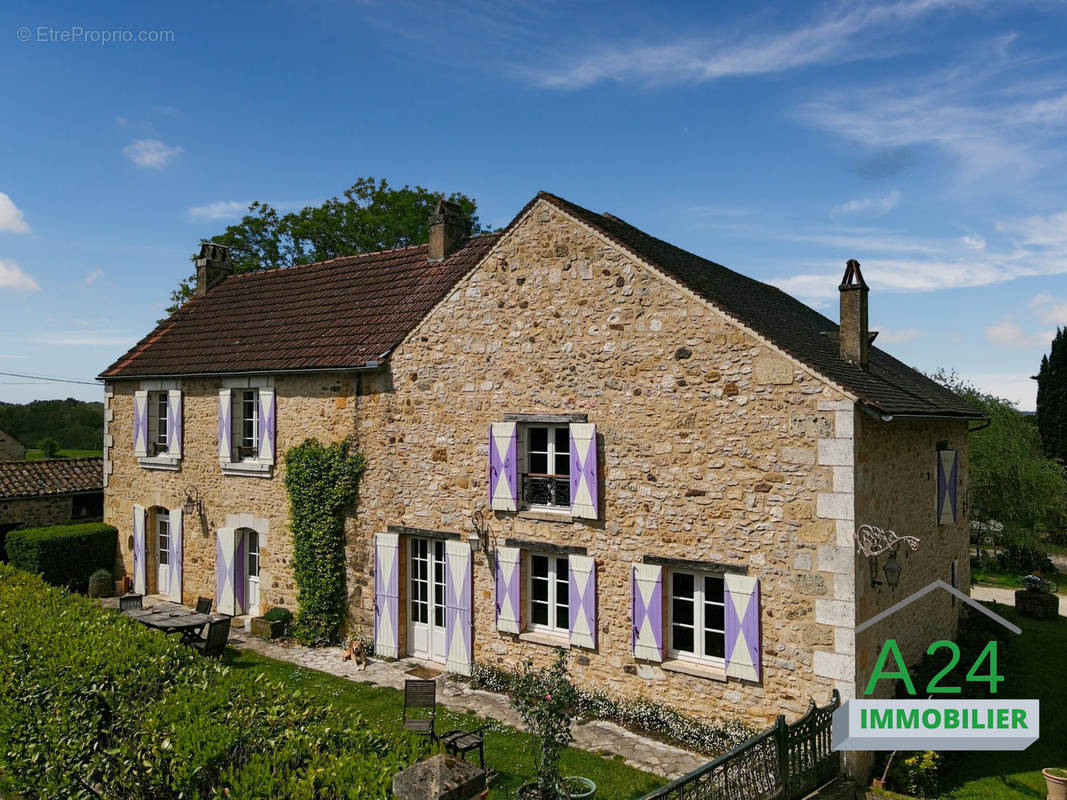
[0,399,104,451]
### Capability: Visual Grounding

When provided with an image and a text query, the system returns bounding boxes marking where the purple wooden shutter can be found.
[132,505,146,594]
[938,450,958,525]
[218,390,232,463]
[216,528,235,615]
[133,391,149,458]
[632,564,663,661]
[569,423,598,519]
[725,574,761,682]
[568,555,596,649]
[488,422,518,511]
[257,389,276,464]
[374,533,400,658]
[495,546,521,633]
[168,507,183,603]
[234,530,247,614]
[445,539,473,675]
[167,390,183,459]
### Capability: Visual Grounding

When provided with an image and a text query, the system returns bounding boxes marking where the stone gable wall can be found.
[352,201,854,725]
[0,429,26,461]
[0,495,73,531]
[104,374,357,611]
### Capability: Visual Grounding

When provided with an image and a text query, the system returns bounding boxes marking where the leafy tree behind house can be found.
[168,177,489,312]
[931,371,1067,550]
[1035,327,1067,464]
[0,399,103,451]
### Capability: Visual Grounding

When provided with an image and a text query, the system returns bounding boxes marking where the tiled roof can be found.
[101,234,501,378]
[0,458,103,499]
[534,193,982,419]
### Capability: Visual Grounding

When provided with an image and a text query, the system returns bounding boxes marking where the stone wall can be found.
[853,415,971,697]
[104,374,357,611]
[0,429,25,461]
[0,495,73,530]
[351,199,852,726]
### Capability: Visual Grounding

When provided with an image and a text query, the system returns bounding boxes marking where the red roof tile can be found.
[0,458,103,499]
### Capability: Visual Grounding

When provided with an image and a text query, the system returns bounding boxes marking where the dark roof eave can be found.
[857,402,987,423]
[99,361,389,382]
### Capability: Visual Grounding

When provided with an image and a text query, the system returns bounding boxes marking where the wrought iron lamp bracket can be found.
[855,524,920,559]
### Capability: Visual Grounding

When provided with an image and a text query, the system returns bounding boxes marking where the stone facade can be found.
[0,495,73,530]
[0,428,25,461]
[104,374,357,611]
[102,197,971,737]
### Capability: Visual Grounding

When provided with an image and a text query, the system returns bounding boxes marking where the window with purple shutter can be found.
[632,564,663,662]
[216,527,236,615]
[724,574,761,682]
[217,389,232,464]
[132,504,146,594]
[133,391,149,458]
[489,422,518,512]
[258,389,276,464]
[568,555,596,649]
[168,507,183,603]
[495,546,522,633]
[568,423,598,519]
[166,390,183,459]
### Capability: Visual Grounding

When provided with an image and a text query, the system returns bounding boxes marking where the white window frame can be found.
[520,424,571,512]
[138,380,181,471]
[232,388,260,461]
[221,378,273,477]
[148,391,168,455]
[526,552,570,636]
[667,569,727,669]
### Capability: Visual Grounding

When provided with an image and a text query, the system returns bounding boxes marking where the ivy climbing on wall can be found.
[283,438,366,646]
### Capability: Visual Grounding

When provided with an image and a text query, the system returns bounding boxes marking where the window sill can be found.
[138,455,181,471]
[221,460,273,478]
[517,509,574,524]
[518,630,570,649]
[661,658,727,682]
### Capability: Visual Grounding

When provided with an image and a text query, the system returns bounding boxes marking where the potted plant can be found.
[250,606,293,639]
[1044,768,1067,800]
[510,650,594,800]
[88,568,115,598]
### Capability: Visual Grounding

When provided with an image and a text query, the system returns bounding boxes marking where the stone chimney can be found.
[428,200,468,262]
[839,259,870,367]
[195,241,232,296]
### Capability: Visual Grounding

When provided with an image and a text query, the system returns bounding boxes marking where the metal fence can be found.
[639,690,841,800]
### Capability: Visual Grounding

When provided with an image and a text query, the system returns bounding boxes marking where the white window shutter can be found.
[258,388,276,464]
[488,422,518,512]
[632,564,664,662]
[569,423,598,519]
[216,527,236,615]
[724,574,761,682]
[217,389,232,464]
[495,546,522,633]
[167,390,183,459]
[374,533,400,658]
[133,391,149,458]
[568,555,596,649]
[168,507,183,602]
[132,504,147,595]
[445,539,473,676]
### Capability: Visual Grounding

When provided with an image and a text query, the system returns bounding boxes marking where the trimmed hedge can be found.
[6,522,117,593]
[0,565,420,799]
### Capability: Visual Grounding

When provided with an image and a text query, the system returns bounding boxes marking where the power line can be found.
[0,371,100,386]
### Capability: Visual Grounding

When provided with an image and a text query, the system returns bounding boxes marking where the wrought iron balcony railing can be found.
[522,473,570,509]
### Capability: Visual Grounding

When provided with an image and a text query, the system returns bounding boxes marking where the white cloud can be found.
[0,259,39,291]
[985,320,1055,348]
[188,201,245,222]
[0,192,31,234]
[1026,292,1067,325]
[878,328,923,344]
[114,116,128,127]
[961,234,986,251]
[831,190,900,217]
[0,354,27,359]
[83,269,103,285]
[522,0,985,88]
[21,330,134,347]
[123,139,184,169]
[966,372,1037,411]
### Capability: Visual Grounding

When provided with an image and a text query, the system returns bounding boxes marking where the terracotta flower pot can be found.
[1044,769,1067,800]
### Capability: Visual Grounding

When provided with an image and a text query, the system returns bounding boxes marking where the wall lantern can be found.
[470,510,496,571]
[855,524,919,591]
[182,485,203,518]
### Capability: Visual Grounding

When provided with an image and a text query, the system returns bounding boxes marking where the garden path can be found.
[971,584,1067,615]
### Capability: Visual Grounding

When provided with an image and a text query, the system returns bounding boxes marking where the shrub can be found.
[509,650,579,799]
[37,436,60,458]
[996,543,1055,574]
[262,606,294,635]
[0,565,419,799]
[6,522,116,593]
[885,750,942,798]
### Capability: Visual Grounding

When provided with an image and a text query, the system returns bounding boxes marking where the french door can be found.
[408,537,447,663]
[156,511,170,596]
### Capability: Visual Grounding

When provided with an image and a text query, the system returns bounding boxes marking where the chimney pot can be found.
[839,258,870,367]
[195,241,233,296]
[428,200,468,261]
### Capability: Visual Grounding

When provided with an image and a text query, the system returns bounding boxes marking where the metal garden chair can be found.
[402,679,438,743]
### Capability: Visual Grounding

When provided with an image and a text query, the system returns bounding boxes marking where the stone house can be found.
[0,428,26,461]
[100,193,980,730]
[0,457,104,556]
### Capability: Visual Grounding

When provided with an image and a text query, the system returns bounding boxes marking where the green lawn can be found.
[225,648,665,799]
[939,604,1067,799]
[24,448,103,460]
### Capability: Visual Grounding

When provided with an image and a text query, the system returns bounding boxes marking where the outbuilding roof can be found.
[0,458,103,499]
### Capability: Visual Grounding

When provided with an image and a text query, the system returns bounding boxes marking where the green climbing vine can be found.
[283,438,366,646]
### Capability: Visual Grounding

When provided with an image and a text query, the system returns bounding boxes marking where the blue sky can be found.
[2,0,1066,409]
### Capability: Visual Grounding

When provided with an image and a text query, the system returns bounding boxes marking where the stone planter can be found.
[1044,769,1067,800]
[250,616,287,639]
[88,572,114,598]
[1015,588,1059,620]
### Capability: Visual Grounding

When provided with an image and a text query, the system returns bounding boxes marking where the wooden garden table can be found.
[124,601,217,636]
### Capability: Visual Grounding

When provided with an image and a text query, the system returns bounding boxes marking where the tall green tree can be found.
[931,371,1067,548]
[168,177,488,312]
[1035,327,1067,464]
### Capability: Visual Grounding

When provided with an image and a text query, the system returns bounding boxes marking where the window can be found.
[522,425,570,510]
[668,570,726,666]
[148,392,168,455]
[528,553,569,634]
[232,389,259,460]
[247,530,260,579]
[409,538,446,628]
